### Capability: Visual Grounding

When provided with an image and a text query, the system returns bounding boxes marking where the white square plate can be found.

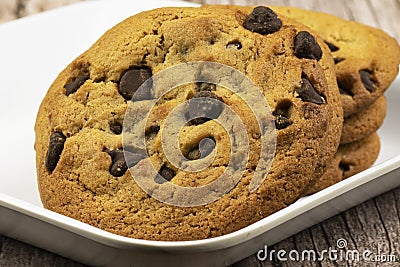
[0,1,399,266]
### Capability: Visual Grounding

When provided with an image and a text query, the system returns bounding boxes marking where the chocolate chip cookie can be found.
[203,4,344,196]
[341,96,386,144]
[272,6,400,117]
[35,6,342,241]
[307,133,380,194]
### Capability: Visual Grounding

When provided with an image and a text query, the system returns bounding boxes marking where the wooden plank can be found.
[20,0,83,18]
[0,0,18,23]
[290,230,319,267]
[230,0,281,6]
[202,0,227,5]
[0,236,87,267]
[270,236,300,267]
[368,0,400,40]
[310,0,352,19]
[343,0,380,28]
[374,191,400,260]
[285,0,317,11]
[0,0,84,22]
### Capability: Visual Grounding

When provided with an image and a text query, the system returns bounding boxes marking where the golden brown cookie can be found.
[307,133,380,194]
[272,6,400,117]
[341,96,386,144]
[202,3,344,201]
[35,6,342,241]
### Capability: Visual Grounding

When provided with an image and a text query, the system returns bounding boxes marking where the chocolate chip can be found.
[64,74,89,96]
[160,166,175,180]
[195,82,216,92]
[147,125,160,135]
[324,41,339,52]
[145,125,160,141]
[110,121,122,135]
[45,132,66,172]
[294,31,323,61]
[155,165,175,184]
[226,41,242,50]
[189,118,208,125]
[339,86,353,97]
[273,99,293,130]
[339,161,350,172]
[187,137,216,160]
[186,149,201,161]
[296,78,325,104]
[337,75,356,97]
[274,115,291,130]
[243,6,282,35]
[187,91,223,124]
[106,149,128,177]
[359,70,375,92]
[334,57,345,64]
[119,68,152,101]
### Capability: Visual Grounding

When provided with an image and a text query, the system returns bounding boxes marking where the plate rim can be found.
[1,0,400,253]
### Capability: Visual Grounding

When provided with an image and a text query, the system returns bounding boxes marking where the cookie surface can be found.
[341,96,386,144]
[307,133,380,194]
[202,4,344,201]
[273,6,400,117]
[35,6,342,241]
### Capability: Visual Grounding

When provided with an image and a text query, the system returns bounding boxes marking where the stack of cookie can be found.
[34,5,399,241]
[272,7,400,193]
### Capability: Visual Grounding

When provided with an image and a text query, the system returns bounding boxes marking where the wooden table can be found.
[1,0,399,266]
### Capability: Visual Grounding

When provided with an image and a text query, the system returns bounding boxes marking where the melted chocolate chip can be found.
[195,82,216,92]
[187,137,216,160]
[243,6,282,35]
[147,125,160,135]
[64,74,89,96]
[339,86,353,97]
[339,161,350,172]
[45,132,66,172]
[145,125,160,142]
[226,41,242,50]
[294,31,323,61]
[188,118,207,125]
[274,115,292,130]
[334,57,345,64]
[106,149,128,177]
[296,78,325,104]
[187,91,223,124]
[110,121,122,135]
[337,74,356,97]
[273,99,293,130]
[324,41,339,52]
[186,149,201,161]
[119,68,152,101]
[359,70,375,92]
[155,165,175,184]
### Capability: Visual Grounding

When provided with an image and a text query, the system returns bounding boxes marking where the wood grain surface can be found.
[1,0,400,266]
